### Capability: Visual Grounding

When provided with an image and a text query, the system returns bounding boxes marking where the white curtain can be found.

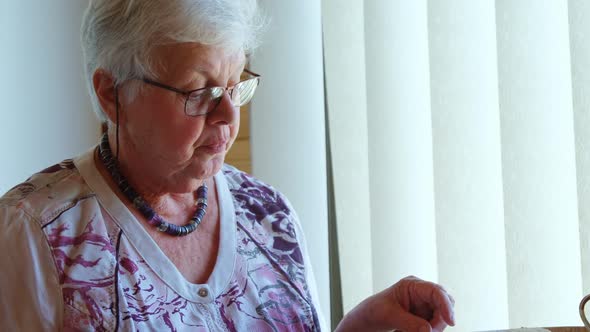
[322,0,590,331]
[249,0,331,327]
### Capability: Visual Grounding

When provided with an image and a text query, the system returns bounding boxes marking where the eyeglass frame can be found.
[140,68,261,117]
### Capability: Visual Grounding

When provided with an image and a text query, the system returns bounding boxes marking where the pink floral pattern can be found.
[6,160,320,331]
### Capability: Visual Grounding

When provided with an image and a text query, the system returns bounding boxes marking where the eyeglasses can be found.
[141,69,260,116]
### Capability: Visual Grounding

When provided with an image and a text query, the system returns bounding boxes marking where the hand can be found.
[334,276,456,332]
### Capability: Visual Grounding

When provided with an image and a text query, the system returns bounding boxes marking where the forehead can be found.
[153,43,246,78]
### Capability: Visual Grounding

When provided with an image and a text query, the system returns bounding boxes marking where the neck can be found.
[97,132,210,226]
[110,130,207,192]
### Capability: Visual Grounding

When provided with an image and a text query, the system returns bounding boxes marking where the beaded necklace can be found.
[98,133,208,236]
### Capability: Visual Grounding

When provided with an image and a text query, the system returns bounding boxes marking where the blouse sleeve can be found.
[0,205,63,331]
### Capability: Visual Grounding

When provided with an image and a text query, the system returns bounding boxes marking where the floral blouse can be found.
[0,148,326,331]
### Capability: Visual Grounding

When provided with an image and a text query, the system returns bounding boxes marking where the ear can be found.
[92,69,118,124]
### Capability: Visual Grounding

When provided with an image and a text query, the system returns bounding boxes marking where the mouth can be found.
[199,140,228,154]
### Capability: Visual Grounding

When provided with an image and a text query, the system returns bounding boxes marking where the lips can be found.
[200,139,228,154]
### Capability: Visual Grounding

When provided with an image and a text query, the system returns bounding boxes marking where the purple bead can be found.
[197,186,208,197]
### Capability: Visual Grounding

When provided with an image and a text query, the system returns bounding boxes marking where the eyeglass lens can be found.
[185,77,259,116]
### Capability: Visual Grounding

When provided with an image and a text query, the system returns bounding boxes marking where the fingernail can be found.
[420,325,431,332]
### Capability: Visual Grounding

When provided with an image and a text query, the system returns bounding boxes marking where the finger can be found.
[429,312,449,332]
[429,287,455,326]
[412,282,455,326]
[435,284,455,308]
[394,277,455,326]
[436,290,455,325]
[389,307,432,332]
[448,294,455,307]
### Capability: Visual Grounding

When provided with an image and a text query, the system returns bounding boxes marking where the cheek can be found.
[125,94,181,134]
[130,102,205,156]
[227,123,240,149]
[231,122,240,139]
[230,111,241,139]
[173,121,207,154]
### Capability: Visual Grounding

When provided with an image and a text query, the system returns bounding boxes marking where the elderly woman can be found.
[0,1,455,331]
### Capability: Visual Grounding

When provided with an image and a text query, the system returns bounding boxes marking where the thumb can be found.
[389,308,432,332]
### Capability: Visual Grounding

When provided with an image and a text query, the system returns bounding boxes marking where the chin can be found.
[190,154,226,179]
[207,156,226,174]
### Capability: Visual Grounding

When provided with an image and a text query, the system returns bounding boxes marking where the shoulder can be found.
[0,161,83,330]
[0,159,95,227]
[221,163,304,261]
[221,163,276,193]
[220,165,323,327]
[221,163,295,222]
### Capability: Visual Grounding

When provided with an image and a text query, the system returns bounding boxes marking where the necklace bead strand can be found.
[98,133,208,237]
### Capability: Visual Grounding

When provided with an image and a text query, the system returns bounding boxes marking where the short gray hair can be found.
[81,0,265,122]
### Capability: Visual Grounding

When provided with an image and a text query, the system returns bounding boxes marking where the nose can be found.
[206,91,238,126]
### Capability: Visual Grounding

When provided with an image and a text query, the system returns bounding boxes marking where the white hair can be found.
[81,0,266,122]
